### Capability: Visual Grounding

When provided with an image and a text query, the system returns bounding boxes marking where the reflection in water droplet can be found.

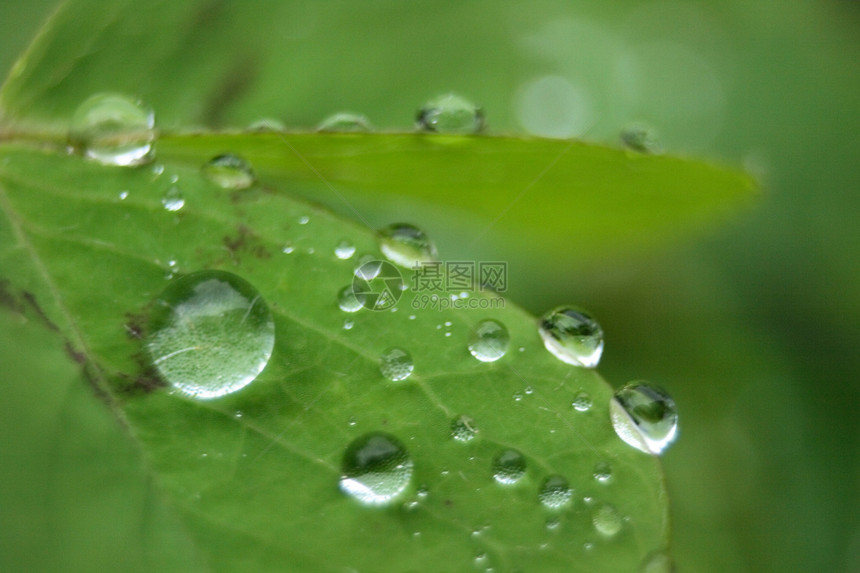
[334,240,356,260]
[416,93,485,134]
[147,270,275,399]
[593,503,623,537]
[337,285,363,313]
[317,112,373,133]
[378,223,438,268]
[639,551,674,573]
[380,347,414,381]
[161,186,185,212]
[593,461,612,483]
[202,153,256,189]
[492,449,527,485]
[339,432,413,506]
[621,123,662,154]
[247,117,286,132]
[539,306,604,367]
[611,382,678,455]
[468,319,510,362]
[69,92,155,166]
[538,475,573,509]
[572,391,593,412]
[451,415,478,442]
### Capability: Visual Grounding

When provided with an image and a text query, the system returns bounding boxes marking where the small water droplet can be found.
[593,462,612,483]
[378,223,438,268]
[282,243,295,254]
[334,240,356,260]
[639,551,674,573]
[545,516,561,531]
[202,153,256,189]
[337,285,363,313]
[592,503,623,537]
[151,164,165,176]
[610,382,678,455]
[161,186,185,212]
[118,190,129,200]
[468,319,510,362]
[146,270,275,399]
[512,392,523,402]
[233,410,243,419]
[69,93,155,166]
[451,415,478,442]
[416,93,485,134]
[572,391,593,412]
[492,449,526,485]
[524,385,534,395]
[339,432,413,506]
[247,117,286,132]
[380,347,414,381]
[538,475,573,510]
[408,314,416,320]
[539,306,604,367]
[342,319,355,330]
[298,215,310,225]
[621,123,661,154]
[317,112,372,133]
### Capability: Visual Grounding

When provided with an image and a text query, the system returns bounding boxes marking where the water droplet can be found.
[298,215,310,225]
[416,93,485,134]
[592,503,623,537]
[524,385,534,395]
[378,223,438,268]
[334,240,356,260]
[621,123,661,154]
[247,117,286,132]
[593,462,612,483]
[69,93,155,166]
[545,516,561,531]
[467,319,509,362]
[118,190,129,201]
[317,112,372,133]
[639,551,674,573]
[380,347,414,381]
[337,285,363,313]
[572,391,592,412]
[161,186,185,212]
[202,153,256,189]
[610,382,678,455]
[339,432,413,506]
[282,243,295,254]
[342,319,354,330]
[451,415,478,442]
[492,449,526,485]
[538,306,604,367]
[146,270,275,399]
[538,475,573,509]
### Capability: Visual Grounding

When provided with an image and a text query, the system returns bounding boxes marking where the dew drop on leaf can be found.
[416,93,485,134]
[610,382,679,455]
[538,475,573,510]
[161,186,185,212]
[593,461,612,483]
[247,117,286,132]
[337,285,363,313]
[621,123,662,154]
[592,503,623,537]
[468,319,510,362]
[451,414,478,442]
[571,390,593,412]
[201,153,256,189]
[378,223,438,268]
[339,432,413,506]
[69,92,155,166]
[538,306,604,367]
[334,239,356,260]
[146,270,275,399]
[492,449,527,485]
[379,347,414,381]
[317,112,373,133]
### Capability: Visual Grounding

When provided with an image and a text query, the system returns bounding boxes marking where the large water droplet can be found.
[147,270,275,399]
[610,382,678,455]
[492,449,527,485]
[571,391,593,412]
[339,432,413,506]
[538,306,604,367]
[379,347,414,381]
[334,240,356,260]
[416,93,485,134]
[468,319,510,362]
[592,503,623,537]
[202,153,256,189]
[621,123,661,154]
[451,415,478,442]
[337,285,363,313]
[161,186,185,212]
[538,475,573,509]
[378,223,438,268]
[317,112,372,133]
[69,93,155,166]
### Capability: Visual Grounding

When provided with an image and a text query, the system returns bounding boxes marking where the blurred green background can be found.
[1,1,857,571]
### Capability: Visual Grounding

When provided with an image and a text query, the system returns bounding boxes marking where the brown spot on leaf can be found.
[22,291,59,331]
